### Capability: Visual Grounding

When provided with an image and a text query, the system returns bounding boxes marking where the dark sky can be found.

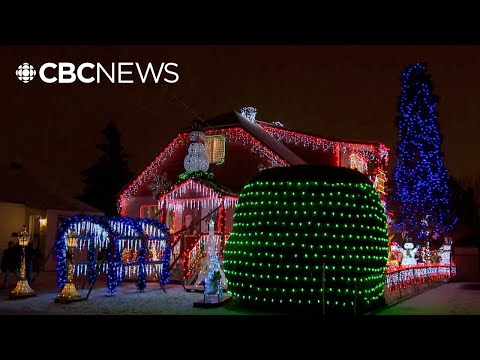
[1,45,479,199]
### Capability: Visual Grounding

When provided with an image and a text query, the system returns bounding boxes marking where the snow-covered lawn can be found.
[2,273,479,315]
[0,272,265,315]
[376,282,480,315]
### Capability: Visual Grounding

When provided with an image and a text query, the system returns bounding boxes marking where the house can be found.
[118,109,389,283]
[119,109,389,219]
[0,165,103,271]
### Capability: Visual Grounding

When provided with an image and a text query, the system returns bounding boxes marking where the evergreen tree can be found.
[390,63,456,240]
[79,123,133,215]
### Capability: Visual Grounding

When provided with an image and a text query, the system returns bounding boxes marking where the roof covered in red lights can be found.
[119,111,389,207]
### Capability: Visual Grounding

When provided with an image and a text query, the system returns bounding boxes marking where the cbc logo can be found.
[16,63,36,83]
[15,61,179,84]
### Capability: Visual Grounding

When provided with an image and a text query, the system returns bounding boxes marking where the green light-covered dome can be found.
[224,165,388,314]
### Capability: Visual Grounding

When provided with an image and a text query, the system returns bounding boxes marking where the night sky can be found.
[1,45,479,199]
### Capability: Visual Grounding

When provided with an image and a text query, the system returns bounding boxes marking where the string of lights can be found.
[391,63,456,236]
[55,215,171,289]
[118,134,189,212]
[136,236,147,292]
[106,234,121,295]
[117,127,290,212]
[86,239,96,286]
[386,264,456,293]
[224,166,389,314]
[260,124,389,165]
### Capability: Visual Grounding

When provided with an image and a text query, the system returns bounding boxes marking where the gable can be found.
[119,113,390,213]
[118,127,290,209]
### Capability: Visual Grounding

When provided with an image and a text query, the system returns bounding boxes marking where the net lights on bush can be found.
[224,165,388,314]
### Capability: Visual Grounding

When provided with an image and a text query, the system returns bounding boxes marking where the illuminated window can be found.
[349,153,367,174]
[140,205,158,219]
[204,135,226,164]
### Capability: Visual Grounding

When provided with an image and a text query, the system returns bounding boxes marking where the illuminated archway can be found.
[55,215,170,292]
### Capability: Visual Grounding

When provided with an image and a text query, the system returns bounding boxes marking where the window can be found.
[140,205,158,219]
[204,135,226,164]
[349,153,367,174]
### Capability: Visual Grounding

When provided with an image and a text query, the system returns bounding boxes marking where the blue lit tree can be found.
[390,62,456,240]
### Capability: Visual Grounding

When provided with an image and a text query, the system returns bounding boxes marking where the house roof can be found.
[119,110,388,204]
[157,178,238,201]
[0,167,103,213]
[204,111,387,148]
[232,111,306,165]
[178,111,305,165]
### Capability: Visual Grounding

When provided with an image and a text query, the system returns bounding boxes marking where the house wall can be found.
[0,203,49,273]
[0,202,26,252]
[0,203,104,272]
[283,143,338,167]
[123,196,156,218]
[225,207,235,233]
[120,131,276,216]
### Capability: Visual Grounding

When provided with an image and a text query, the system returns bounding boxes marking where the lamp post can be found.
[55,228,82,303]
[9,225,36,299]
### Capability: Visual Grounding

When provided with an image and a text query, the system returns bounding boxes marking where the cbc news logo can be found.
[15,61,179,84]
[16,63,36,83]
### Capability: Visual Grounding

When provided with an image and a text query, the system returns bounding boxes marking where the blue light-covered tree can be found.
[390,62,456,239]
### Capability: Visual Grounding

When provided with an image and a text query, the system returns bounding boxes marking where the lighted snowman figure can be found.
[401,241,420,266]
[184,124,209,173]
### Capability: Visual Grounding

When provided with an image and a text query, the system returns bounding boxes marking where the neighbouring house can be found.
[118,109,389,283]
[0,165,103,271]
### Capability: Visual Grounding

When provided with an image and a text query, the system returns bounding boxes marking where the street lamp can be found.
[55,227,82,303]
[9,225,36,299]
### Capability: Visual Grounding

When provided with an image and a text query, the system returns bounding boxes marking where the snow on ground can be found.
[0,272,269,315]
[1,273,479,315]
[376,282,480,315]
